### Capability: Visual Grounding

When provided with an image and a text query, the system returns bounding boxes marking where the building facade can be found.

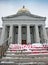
[1,6,48,45]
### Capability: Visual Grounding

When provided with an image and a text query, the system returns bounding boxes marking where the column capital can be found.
[18,24,22,26]
[27,24,30,27]
[27,24,30,26]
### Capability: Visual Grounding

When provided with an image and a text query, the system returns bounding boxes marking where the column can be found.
[35,25,40,43]
[27,25,31,44]
[9,25,13,43]
[18,25,21,44]
[1,25,6,45]
[42,25,47,43]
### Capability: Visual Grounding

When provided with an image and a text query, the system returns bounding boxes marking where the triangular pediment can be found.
[2,13,46,21]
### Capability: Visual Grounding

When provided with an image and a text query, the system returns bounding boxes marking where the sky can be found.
[0,0,48,27]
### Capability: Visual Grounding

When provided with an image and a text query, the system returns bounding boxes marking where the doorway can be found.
[22,40,27,44]
[21,26,27,44]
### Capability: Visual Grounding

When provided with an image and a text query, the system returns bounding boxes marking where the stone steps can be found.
[1,56,48,62]
[5,53,48,57]
[0,45,48,65]
[1,62,47,65]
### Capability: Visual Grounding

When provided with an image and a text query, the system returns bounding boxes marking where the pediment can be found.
[7,15,37,20]
[2,13,46,21]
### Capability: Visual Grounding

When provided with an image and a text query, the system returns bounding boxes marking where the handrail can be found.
[0,37,11,58]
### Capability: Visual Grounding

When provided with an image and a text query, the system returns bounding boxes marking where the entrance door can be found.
[22,40,26,44]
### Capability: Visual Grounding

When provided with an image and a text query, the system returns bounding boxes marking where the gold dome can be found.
[18,6,29,12]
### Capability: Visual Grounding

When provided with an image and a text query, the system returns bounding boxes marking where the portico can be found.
[1,6,47,44]
[1,24,47,44]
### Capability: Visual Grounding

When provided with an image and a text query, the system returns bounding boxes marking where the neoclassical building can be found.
[1,6,48,44]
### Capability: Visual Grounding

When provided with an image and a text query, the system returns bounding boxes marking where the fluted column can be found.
[42,25,47,43]
[18,25,21,44]
[27,25,31,44]
[35,25,40,43]
[9,25,13,43]
[1,25,6,44]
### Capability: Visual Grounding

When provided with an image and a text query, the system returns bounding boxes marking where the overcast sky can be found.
[0,0,48,27]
